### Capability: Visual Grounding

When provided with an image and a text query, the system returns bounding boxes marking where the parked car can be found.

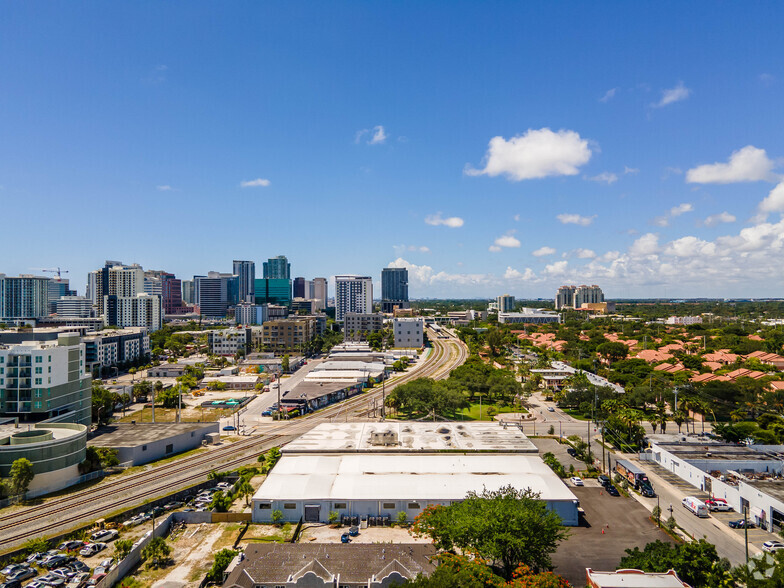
[55,542,83,554]
[38,574,64,587]
[222,425,236,431]
[547,406,555,412]
[89,529,118,542]
[598,475,611,487]
[86,574,105,587]
[340,533,350,543]
[261,409,273,416]
[705,498,732,512]
[729,519,756,529]
[25,554,46,565]
[41,556,69,570]
[0,580,22,588]
[639,485,656,498]
[50,569,74,580]
[66,572,90,588]
[348,526,359,536]
[79,543,105,557]
[163,501,183,511]
[605,485,620,497]
[98,559,113,572]
[2,565,27,577]
[7,569,36,583]
[22,581,46,588]
[570,477,584,486]
[66,562,89,575]
[566,448,577,457]
[763,540,784,553]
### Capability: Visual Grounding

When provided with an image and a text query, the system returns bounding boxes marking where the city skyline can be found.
[1,3,783,298]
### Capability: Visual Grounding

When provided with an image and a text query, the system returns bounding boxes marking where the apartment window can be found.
[35,367,42,374]
[283,503,296,509]
[382,502,395,510]
[0,368,3,374]
[333,502,347,509]
[48,366,51,373]
[35,378,42,385]
[407,502,420,509]
[258,503,271,510]
[48,355,51,362]
[35,356,42,363]
[35,390,42,398]
[142,445,147,451]
[34,401,42,409]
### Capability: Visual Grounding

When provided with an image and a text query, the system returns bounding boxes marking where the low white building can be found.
[393,317,423,348]
[529,361,624,394]
[208,327,251,356]
[498,308,561,324]
[252,422,578,526]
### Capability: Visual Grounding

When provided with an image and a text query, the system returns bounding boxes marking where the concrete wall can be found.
[0,423,87,478]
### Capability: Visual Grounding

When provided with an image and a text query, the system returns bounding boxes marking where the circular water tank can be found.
[10,430,53,445]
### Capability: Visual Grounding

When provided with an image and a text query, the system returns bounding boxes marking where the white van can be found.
[682,496,709,517]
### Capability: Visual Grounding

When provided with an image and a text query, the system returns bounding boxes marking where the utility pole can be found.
[674,387,679,413]
[744,506,749,564]
[656,495,661,527]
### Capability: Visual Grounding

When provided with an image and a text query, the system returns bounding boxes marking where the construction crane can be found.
[34,267,70,279]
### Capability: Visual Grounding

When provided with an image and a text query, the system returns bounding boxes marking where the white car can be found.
[763,540,784,553]
[79,543,106,557]
[90,529,118,542]
[570,477,584,486]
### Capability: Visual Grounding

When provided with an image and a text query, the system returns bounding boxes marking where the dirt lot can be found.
[117,390,259,424]
[552,485,675,587]
[300,524,431,544]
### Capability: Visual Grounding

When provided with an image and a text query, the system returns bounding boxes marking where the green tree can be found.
[207,548,239,583]
[157,386,181,409]
[328,510,339,524]
[619,539,731,588]
[23,537,49,555]
[210,490,233,512]
[92,383,118,424]
[234,478,254,506]
[10,457,34,496]
[411,485,568,579]
[141,536,172,568]
[406,554,505,587]
[114,539,134,561]
[271,509,284,525]
[281,354,290,373]
[596,341,629,365]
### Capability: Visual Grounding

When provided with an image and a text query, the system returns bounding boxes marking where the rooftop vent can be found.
[369,430,399,447]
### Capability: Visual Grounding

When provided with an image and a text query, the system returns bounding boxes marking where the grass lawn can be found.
[116,406,230,423]
[562,409,592,421]
[457,402,523,421]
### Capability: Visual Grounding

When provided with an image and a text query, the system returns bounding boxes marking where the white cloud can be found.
[393,244,430,254]
[544,261,568,276]
[587,171,618,184]
[424,212,464,228]
[703,211,737,227]
[664,236,717,258]
[504,266,535,280]
[513,214,521,222]
[686,146,777,184]
[240,178,271,188]
[624,166,639,175]
[630,233,659,256]
[156,185,173,191]
[653,81,691,107]
[355,125,387,145]
[757,181,784,219]
[488,245,502,252]
[465,128,592,181]
[574,248,596,259]
[387,258,493,290]
[532,246,556,257]
[654,202,694,226]
[493,234,521,248]
[557,213,596,226]
[599,88,618,103]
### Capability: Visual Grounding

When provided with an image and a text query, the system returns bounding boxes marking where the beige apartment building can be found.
[261,318,315,352]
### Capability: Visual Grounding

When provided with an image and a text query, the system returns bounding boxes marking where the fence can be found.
[0,469,108,509]
[211,512,251,523]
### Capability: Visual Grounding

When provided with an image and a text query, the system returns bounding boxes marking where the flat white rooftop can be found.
[283,422,538,454]
[253,453,577,503]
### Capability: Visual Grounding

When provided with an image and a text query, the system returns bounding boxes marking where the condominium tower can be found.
[381,268,409,313]
[334,275,373,322]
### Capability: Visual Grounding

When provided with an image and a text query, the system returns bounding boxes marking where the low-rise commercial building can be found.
[253,422,577,526]
[585,568,690,587]
[88,422,220,466]
[528,361,624,394]
[499,309,561,324]
[393,317,424,348]
[223,543,436,588]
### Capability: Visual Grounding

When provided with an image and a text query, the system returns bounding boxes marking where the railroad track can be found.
[0,330,467,551]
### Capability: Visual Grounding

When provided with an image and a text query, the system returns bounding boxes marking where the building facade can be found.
[0,274,51,320]
[555,284,604,310]
[335,276,373,322]
[235,303,268,326]
[209,328,252,356]
[381,268,409,313]
[254,278,292,307]
[0,333,92,426]
[195,272,240,318]
[83,328,150,374]
[105,293,163,332]
[498,309,561,324]
[393,317,423,348]
[261,318,315,352]
[263,255,291,280]
[55,296,94,318]
[344,313,384,340]
[233,260,256,303]
[496,294,515,312]
[312,277,328,311]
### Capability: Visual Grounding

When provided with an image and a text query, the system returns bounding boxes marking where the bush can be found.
[207,548,238,583]
[397,511,408,525]
[329,511,339,524]
[271,509,284,525]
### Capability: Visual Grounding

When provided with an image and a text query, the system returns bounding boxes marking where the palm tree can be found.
[673,410,687,433]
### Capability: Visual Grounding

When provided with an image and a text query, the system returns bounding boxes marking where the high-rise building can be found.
[334,275,373,322]
[159,272,183,314]
[263,256,290,280]
[0,274,51,320]
[89,262,144,317]
[254,279,292,307]
[381,268,409,313]
[554,285,604,309]
[48,278,74,314]
[293,277,311,299]
[55,296,94,318]
[182,280,195,305]
[312,278,328,311]
[105,293,162,331]
[233,260,256,303]
[0,332,92,426]
[235,303,269,326]
[496,294,515,313]
[194,272,240,318]
[143,271,164,297]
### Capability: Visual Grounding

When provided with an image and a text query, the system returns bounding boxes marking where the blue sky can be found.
[2,2,783,299]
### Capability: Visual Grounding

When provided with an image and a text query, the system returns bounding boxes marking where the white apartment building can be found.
[496,294,515,313]
[312,278,328,311]
[105,293,162,332]
[334,276,373,322]
[209,328,251,356]
[55,296,94,318]
[555,284,604,310]
[393,317,423,348]
[235,303,268,326]
[666,315,703,325]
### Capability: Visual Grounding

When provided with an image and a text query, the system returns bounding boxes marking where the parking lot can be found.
[551,485,675,587]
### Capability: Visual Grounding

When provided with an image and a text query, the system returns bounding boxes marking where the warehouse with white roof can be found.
[252,422,579,526]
